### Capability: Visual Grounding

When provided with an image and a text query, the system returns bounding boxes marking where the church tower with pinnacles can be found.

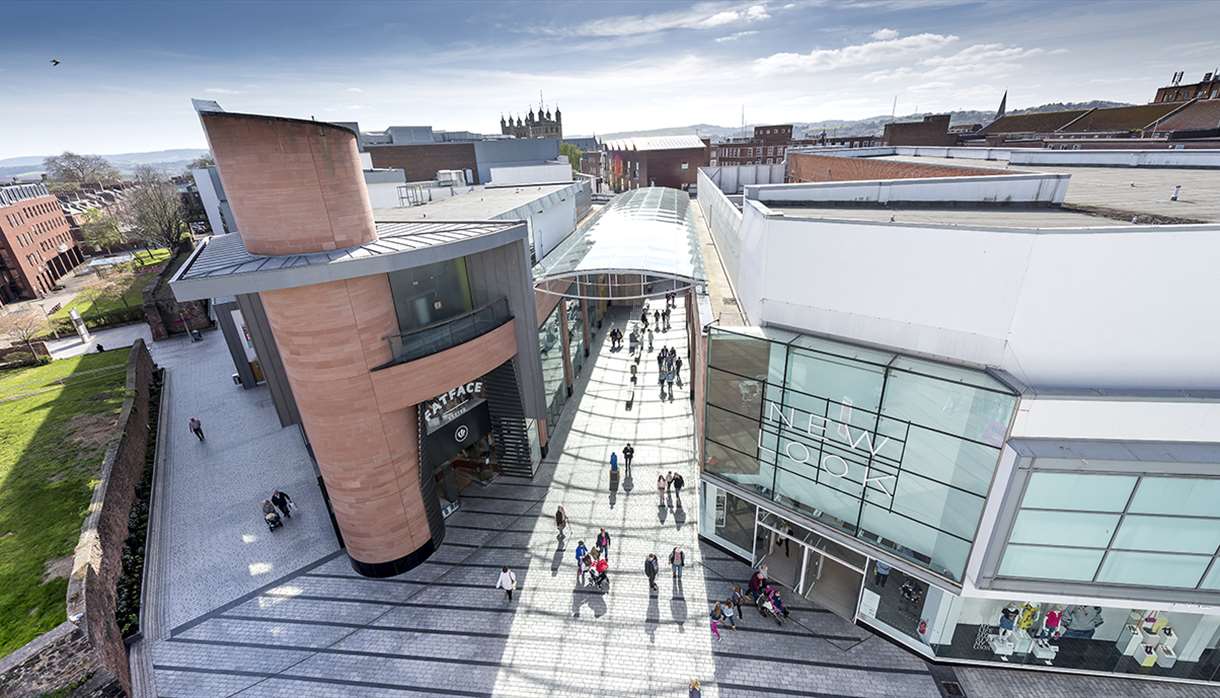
[501,102,562,139]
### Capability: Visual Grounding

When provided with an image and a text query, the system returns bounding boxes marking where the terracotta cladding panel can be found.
[370,320,519,414]
[203,114,376,255]
[259,281,428,564]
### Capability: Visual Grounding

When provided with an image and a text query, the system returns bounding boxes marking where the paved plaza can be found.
[134,310,1220,697]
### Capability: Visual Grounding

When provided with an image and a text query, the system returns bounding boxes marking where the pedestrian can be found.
[644,553,659,591]
[665,471,675,493]
[647,328,654,351]
[555,505,568,541]
[657,474,667,505]
[675,355,683,375]
[591,555,610,589]
[657,350,665,371]
[188,416,205,441]
[666,370,675,401]
[496,566,518,601]
[749,568,767,602]
[260,498,277,517]
[710,603,724,641]
[623,443,635,469]
[730,586,747,621]
[722,597,737,628]
[596,527,611,561]
[672,471,685,500]
[670,546,685,578]
[609,451,619,476]
[270,490,294,519]
[874,560,891,587]
[575,540,588,585]
[654,309,660,327]
[640,309,648,328]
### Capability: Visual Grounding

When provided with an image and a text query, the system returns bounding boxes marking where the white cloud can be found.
[204,87,242,95]
[870,28,898,40]
[345,87,364,93]
[716,30,760,42]
[539,1,772,37]
[921,42,1043,70]
[754,31,958,74]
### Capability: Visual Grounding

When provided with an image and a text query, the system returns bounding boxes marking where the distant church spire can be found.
[995,90,1008,121]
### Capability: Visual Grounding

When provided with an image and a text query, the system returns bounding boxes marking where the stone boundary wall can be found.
[787,152,1001,183]
[142,248,210,341]
[0,340,156,697]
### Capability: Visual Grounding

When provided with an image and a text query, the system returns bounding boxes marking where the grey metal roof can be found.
[171,220,525,300]
[534,187,706,287]
[602,135,706,152]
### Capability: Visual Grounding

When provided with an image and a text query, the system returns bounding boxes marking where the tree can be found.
[1,310,49,356]
[187,155,215,170]
[560,143,582,172]
[80,208,127,255]
[43,151,119,186]
[122,165,187,253]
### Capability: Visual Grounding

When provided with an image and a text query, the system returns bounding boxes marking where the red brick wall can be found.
[368,143,479,184]
[0,195,78,299]
[787,154,1001,183]
[641,148,707,189]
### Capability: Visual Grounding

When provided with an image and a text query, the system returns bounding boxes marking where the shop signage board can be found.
[424,380,485,435]
[758,399,899,503]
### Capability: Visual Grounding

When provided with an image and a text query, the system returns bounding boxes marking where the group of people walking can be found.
[656,470,685,506]
[656,346,682,401]
[260,490,296,531]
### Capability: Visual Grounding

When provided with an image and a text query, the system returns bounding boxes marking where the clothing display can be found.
[1017,602,1039,632]
[1042,608,1062,637]
[1063,605,1104,639]
[999,604,1019,633]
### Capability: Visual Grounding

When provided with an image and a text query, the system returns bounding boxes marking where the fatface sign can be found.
[758,399,898,499]
[424,380,485,434]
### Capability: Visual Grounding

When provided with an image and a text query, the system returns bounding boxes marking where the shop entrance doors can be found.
[755,511,867,622]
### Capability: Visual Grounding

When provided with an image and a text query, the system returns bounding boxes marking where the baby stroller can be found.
[758,585,787,625]
[265,510,283,532]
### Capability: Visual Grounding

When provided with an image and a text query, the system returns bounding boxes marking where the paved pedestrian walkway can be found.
[139,302,1216,698]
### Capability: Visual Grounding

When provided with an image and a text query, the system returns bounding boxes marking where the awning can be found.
[533,187,706,298]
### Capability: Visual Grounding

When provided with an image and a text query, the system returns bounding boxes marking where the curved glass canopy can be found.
[533,187,707,299]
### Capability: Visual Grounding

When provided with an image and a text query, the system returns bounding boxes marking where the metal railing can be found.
[384,297,511,366]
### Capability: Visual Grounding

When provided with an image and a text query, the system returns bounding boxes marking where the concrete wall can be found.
[696,169,744,307]
[191,167,230,235]
[794,145,1220,168]
[746,173,1071,205]
[489,162,572,187]
[473,139,561,186]
[363,169,407,209]
[735,200,1220,391]
[699,163,785,194]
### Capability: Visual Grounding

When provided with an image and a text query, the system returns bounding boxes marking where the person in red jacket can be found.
[592,556,610,589]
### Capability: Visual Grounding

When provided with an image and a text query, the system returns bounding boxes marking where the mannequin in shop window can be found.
[1062,605,1105,639]
[998,603,1019,636]
[1016,602,1039,634]
[1041,606,1063,638]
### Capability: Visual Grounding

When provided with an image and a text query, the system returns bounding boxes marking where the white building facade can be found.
[694,157,1220,686]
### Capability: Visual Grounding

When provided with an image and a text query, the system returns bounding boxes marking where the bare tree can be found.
[122,165,187,253]
[1,310,49,356]
[43,151,120,185]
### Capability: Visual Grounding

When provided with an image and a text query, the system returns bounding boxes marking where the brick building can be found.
[604,135,708,191]
[1154,70,1220,103]
[711,124,796,166]
[367,143,479,184]
[883,114,956,146]
[0,182,82,303]
[501,104,562,139]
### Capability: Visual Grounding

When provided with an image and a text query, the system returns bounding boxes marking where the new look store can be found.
[699,326,1220,685]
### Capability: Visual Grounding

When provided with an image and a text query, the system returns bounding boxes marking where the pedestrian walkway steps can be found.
[485,359,535,478]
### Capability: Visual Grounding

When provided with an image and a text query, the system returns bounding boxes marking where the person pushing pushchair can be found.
[590,555,610,590]
[261,499,283,532]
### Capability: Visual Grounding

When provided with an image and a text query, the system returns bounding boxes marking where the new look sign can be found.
[758,399,899,500]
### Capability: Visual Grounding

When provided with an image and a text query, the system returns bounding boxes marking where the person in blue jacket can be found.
[574,540,589,586]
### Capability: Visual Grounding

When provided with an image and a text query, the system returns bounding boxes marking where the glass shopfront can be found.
[539,305,566,428]
[704,326,1018,582]
[568,299,586,377]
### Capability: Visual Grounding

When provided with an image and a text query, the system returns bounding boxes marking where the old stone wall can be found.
[0,340,156,697]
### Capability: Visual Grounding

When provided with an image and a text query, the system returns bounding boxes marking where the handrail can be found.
[382,297,511,366]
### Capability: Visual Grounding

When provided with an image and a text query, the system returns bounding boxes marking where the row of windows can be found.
[1159,86,1220,102]
[714,145,789,158]
[22,200,59,218]
[11,223,68,249]
[1000,471,1220,591]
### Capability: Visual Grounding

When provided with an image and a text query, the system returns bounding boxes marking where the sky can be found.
[2,0,1218,159]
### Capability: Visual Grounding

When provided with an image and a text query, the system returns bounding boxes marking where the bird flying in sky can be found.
[50,58,60,66]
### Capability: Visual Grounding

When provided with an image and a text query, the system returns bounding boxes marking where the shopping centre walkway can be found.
[145,299,938,697]
[139,305,1216,697]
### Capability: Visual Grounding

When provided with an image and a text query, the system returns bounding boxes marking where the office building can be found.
[0,182,82,303]
[603,135,708,192]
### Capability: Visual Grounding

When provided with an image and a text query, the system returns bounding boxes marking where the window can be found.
[680,162,689,170]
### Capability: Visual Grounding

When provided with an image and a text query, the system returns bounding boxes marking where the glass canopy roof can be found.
[533,187,707,298]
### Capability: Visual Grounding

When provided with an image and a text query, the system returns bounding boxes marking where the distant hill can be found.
[0,148,210,182]
[583,101,1133,141]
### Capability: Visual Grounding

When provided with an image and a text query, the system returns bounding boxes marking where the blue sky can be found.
[2,0,1217,158]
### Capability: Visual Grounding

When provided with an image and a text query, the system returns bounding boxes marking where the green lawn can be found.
[0,349,131,656]
[48,248,170,323]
